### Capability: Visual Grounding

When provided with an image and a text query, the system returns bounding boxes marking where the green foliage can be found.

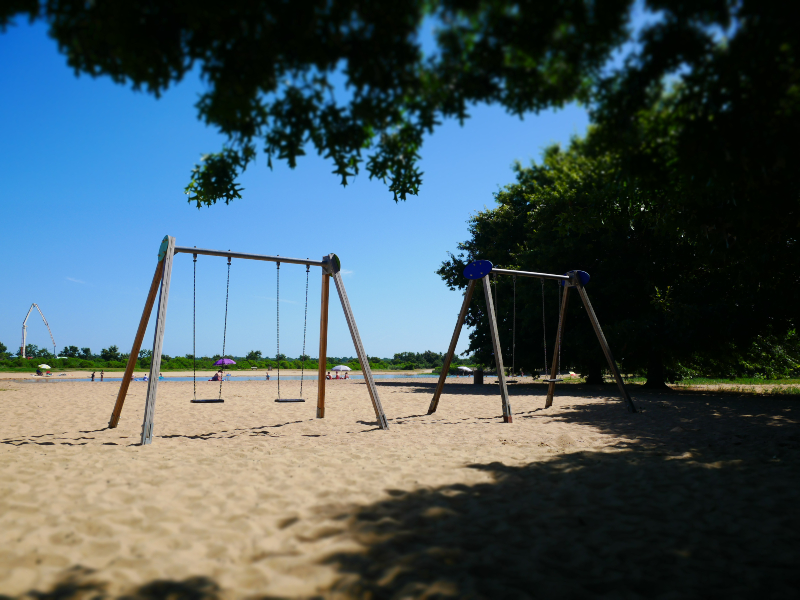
[1,0,634,204]
[439,123,797,384]
[19,343,49,358]
[245,350,263,362]
[100,345,121,362]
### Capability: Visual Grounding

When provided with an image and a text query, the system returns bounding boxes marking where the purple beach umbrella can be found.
[214,358,236,366]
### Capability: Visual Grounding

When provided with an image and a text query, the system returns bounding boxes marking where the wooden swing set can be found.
[429,259,636,421]
[108,235,389,445]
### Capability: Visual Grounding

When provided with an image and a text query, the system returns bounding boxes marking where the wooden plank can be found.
[428,279,476,414]
[331,269,389,430]
[317,267,330,419]
[140,236,177,445]
[576,284,637,413]
[108,259,163,428]
[545,285,570,408]
[483,275,513,422]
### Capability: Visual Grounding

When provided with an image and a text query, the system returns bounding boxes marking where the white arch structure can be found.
[21,303,56,358]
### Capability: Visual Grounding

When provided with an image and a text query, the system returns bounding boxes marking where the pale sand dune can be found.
[1,378,798,598]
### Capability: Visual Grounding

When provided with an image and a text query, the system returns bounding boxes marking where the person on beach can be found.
[35,368,43,376]
[326,372,332,380]
[91,371,95,381]
[265,373,270,380]
[344,372,349,379]
[100,370,104,382]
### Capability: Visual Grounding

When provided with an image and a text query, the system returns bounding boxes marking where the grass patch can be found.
[675,377,800,386]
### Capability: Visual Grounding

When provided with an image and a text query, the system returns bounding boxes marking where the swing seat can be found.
[191,399,225,403]
[544,378,563,383]
[275,398,305,403]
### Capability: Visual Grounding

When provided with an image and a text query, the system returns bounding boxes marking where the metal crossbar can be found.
[174,246,325,267]
[490,267,570,281]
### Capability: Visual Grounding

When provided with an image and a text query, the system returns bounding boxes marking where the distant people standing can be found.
[100,370,104,382]
[91,371,96,382]
[265,373,270,380]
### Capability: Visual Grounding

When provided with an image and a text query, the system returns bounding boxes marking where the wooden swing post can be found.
[483,274,513,422]
[317,265,330,418]
[576,284,637,413]
[428,278,476,414]
[141,235,176,445]
[108,257,164,428]
[329,255,389,430]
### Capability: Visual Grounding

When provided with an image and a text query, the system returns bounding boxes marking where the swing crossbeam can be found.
[110,237,390,445]
[174,246,326,267]
[490,267,570,282]
[428,260,636,419]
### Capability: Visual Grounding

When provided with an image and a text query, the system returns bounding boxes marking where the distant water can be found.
[20,373,493,383]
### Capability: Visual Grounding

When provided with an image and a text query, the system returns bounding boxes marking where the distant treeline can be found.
[0,343,476,372]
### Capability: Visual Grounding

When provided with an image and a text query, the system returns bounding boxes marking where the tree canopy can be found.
[434,1,798,383]
[438,119,798,384]
[2,0,751,206]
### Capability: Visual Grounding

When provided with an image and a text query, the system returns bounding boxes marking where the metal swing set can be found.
[108,235,390,445]
[428,259,637,422]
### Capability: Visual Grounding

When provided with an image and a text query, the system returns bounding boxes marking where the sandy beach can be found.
[1,377,798,598]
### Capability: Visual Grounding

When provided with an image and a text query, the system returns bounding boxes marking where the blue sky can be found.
[0,18,597,360]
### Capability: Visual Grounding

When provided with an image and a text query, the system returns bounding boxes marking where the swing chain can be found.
[276,260,280,400]
[512,275,516,377]
[193,251,197,402]
[557,280,562,376]
[300,263,310,397]
[541,279,548,375]
[219,256,231,401]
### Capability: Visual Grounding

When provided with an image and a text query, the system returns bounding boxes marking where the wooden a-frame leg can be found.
[576,284,637,413]
[140,236,176,445]
[428,279,476,415]
[317,271,330,418]
[545,285,570,408]
[109,259,163,428]
[483,275,512,422]
[331,270,389,430]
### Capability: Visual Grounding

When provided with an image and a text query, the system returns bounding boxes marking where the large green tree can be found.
[438,126,797,385]
[2,0,753,206]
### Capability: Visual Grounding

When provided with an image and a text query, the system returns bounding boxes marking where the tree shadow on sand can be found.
[322,445,800,598]
[0,567,219,600]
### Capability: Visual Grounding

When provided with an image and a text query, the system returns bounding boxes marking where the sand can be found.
[1,377,798,598]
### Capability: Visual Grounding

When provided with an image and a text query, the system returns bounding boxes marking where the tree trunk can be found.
[643,348,670,389]
[583,363,606,384]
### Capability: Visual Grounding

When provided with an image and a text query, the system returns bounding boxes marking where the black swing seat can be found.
[275,398,305,403]
[191,398,225,403]
[544,378,563,383]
